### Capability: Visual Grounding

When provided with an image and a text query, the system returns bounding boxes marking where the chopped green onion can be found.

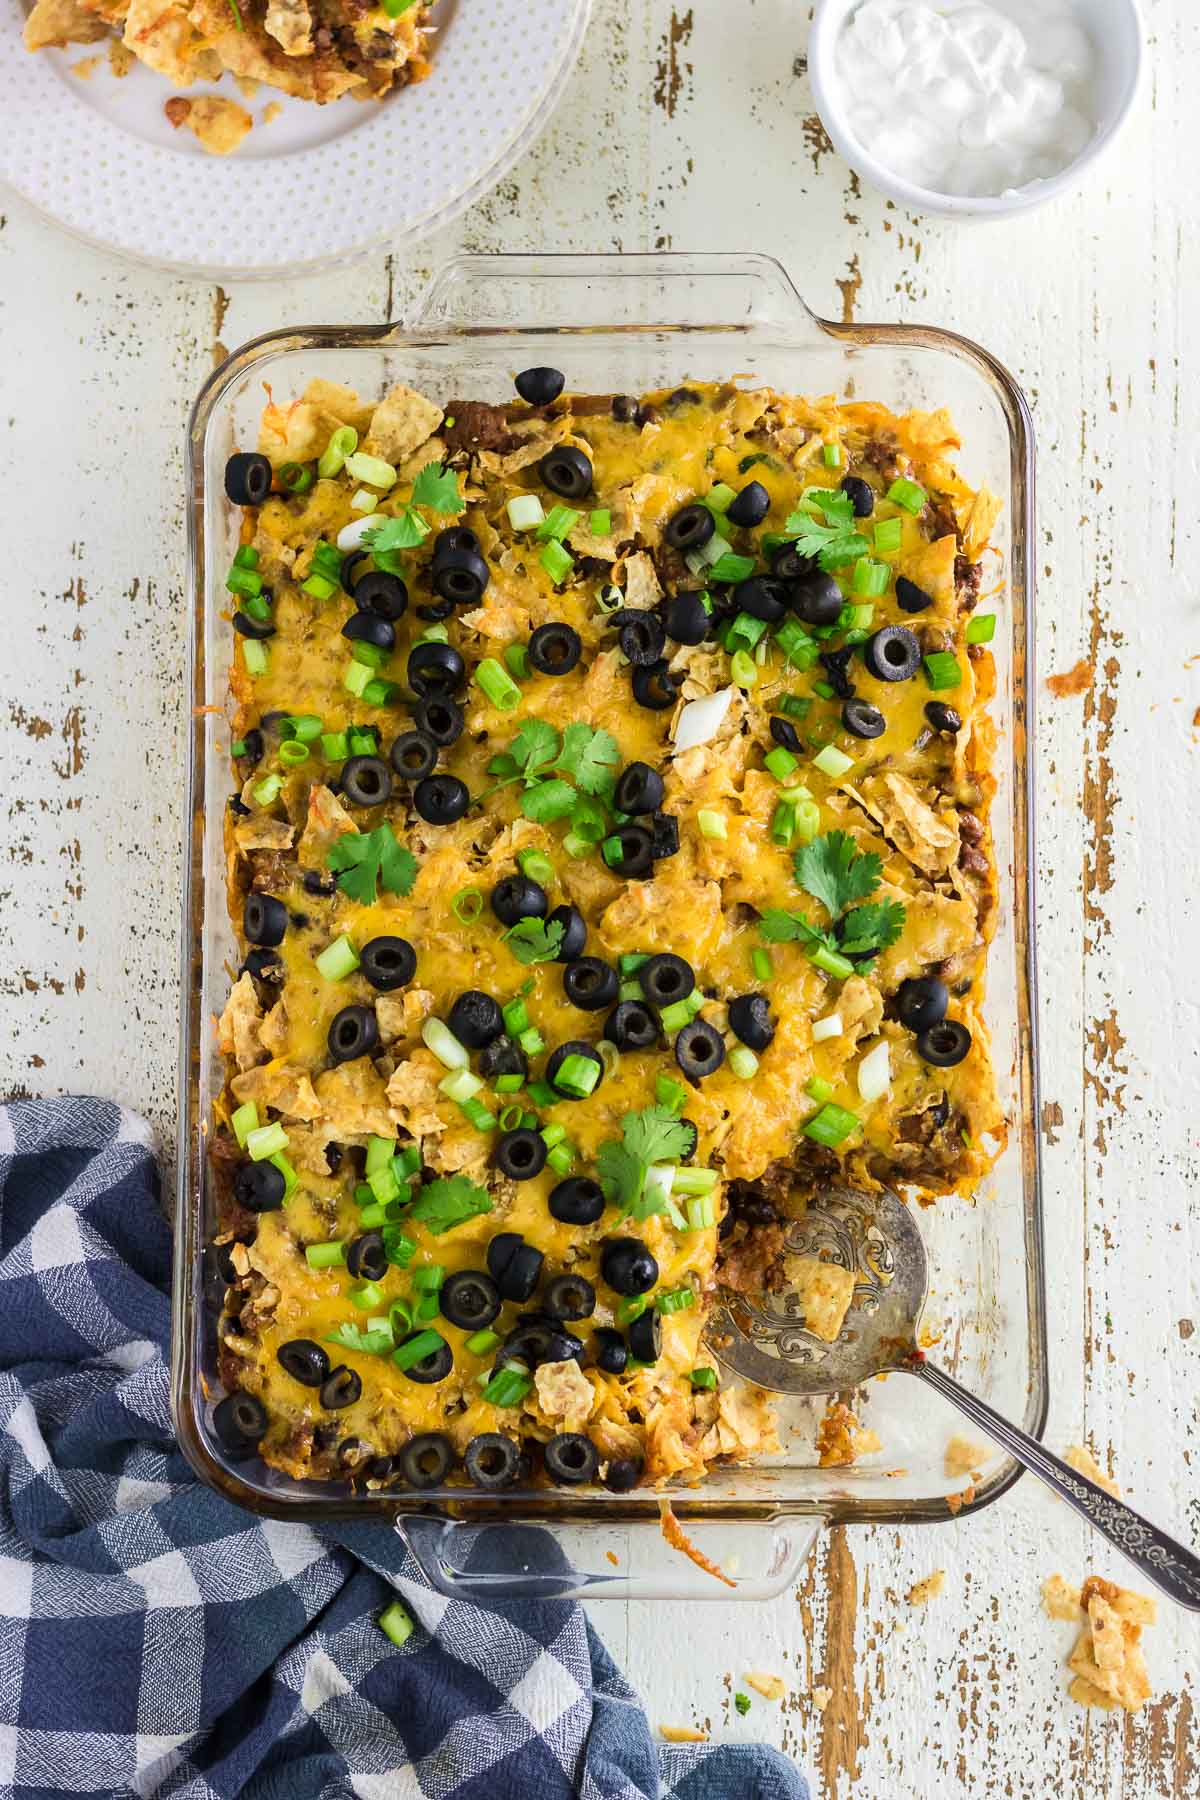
[394,1144,421,1179]
[481,1367,532,1407]
[246,1122,288,1161]
[655,1073,688,1114]
[351,640,390,671]
[498,1102,525,1132]
[658,998,692,1034]
[412,1263,445,1293]
[465,1328,502,1356]
[705,482,736,512]
[553,1054,600,1098]
[812,680,836,702]
[517,847,555,886]
[342,659,372,698]
[923,652,962,691]
[350,1280,384,1311]
[384,1231,417,1269]
[419,624,449,645]
[368,1139,395,1175]
[874,517,903,554]
[252,773,283,806]
[321,731,349,762]
[803,1102,862,1146]
[618,953,649,975]
[302,571,338,602]
[379,1600,415,1648]
[887,476,927,514]
[506,493,545,532]
[392,1329,446,1372]
[616,1294,649,1326]
[708,552,756,584]
[812,744,854,780]
[242,640,269,677]
[501,997,530,1037]
[540,540,574,585]
[697,808,727,841]
[729,1046,759,1081]
[808,942,856,981]
[388,1298,413,1339]
[269,1152,298,1198]
[348,728,378,756]
[316,935,359,982]
[730,649,757,689]
[752,948,773,982]
[537,504,581,542]
[685,1194,716,1231]
[774,617,819,671]
[672,1166,718,1196]
[690,1365,718,1390]
[439,1068,483,1104]
[344,450,396,489]
[728,611,769,650]
[350,489,378,515]
[368,1163,401,1207]
[230,738,248,758]
[231,1101,259,1148]
[546,1142,575,1176]
[451,886,483,924]
[764,746,799,783]
[851,558,889,598]
[770,803,795,847]
[527,1080,557,1108]
[286,713,323,742]
[422,1018,469,1069]
[504,644,530,681]
[656,1286,696,1315]
[794,797,821,844]
[540,1122,567,1151]
[305,1240,346,1269]
[356,1203,388,1229]
[779,693,814,719]
[495,1072,525,1095]
[277,462,314,495]
[474,657,522,710]
[461,1098,497,1133]
[597,1040,621,1083]
[362,677,400,708]
[318,425,358,479]
[618,979,641,1002]
[966,613,996,644]
[805,1075,834,1104]
[226,563,263,600]
[822,442,842,469]
[590,508,612,535]
[233,544,259,571]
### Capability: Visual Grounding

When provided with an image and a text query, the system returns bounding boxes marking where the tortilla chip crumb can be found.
[906,1570,946,1607]
[262,101,283,125]
[946,1482,976,1515]
[164,96,253,157]
[944,1435,989,1477]
[744,1670,788,1701]
[1041,1574,1082,1621]
[1065,1443,1120,1498]
[660,1725,709,1743]
[1047,1573,1156,1712]
[811,1685,833,1712]
[235,74,260,97]
[816,1400,881,1468]
[70,52,103,77]
[605,1550,619,1567]
[108,36,134,74]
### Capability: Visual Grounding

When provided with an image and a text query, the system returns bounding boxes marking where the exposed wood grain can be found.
[1,2,1196,1794]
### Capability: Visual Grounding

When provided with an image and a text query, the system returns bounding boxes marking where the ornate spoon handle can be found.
[911,1355,1200,1611]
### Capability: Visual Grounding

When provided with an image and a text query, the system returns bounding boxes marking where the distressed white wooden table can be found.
[2,2,1198,1792]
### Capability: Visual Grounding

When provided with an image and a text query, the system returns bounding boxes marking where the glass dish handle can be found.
[406,252,823,340]
[395,1512,823,1602]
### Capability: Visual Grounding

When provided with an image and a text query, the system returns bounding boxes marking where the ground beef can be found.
[955,553,982,607]
[247,850,293,894]
[898,1092,950,1144]
[442,402,521,456]
[860,436,901,481]
[716,1222,788,1295]
[209,1131,258,1237]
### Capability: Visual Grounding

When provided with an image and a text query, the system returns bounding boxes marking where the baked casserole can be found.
[207,369,1005,1494]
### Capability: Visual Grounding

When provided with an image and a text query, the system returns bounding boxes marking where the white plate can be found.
[0,0,591,277]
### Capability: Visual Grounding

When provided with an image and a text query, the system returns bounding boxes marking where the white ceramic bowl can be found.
[808,0,1145,219]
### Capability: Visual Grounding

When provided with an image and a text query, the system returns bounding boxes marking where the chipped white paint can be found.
[1,2,1197,1793]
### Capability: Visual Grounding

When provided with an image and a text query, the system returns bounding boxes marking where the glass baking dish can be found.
[174,252,1044,1601]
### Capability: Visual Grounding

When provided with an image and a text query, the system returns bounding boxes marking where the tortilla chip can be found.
[23,0,108,51]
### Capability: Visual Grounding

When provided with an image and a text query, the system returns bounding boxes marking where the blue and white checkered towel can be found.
[0,1098,810,1800]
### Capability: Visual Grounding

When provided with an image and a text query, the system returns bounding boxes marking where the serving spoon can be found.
[706,1187,1200,1611]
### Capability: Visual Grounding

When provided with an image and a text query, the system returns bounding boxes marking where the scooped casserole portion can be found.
[207,371,1005,1493]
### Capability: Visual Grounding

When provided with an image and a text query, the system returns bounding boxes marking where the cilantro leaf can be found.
[758,908,833,948]
[838,899,906,956]
[327,824,418,905]
[510,717,561,778]
[407,1175,492,1236]
[803,486,856,527]
[793,831,882,920]
[622,1104,695,1168]
[556,722,620,795]
[324,1322,393,1355]
[410,462,465,515]
[781,493,869,571]
[365,510,428,554]
[596,1141,644,1212]
[503,917,566,965]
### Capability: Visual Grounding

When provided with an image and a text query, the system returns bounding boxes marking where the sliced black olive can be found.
[486,1231,523,1284]
[498,1322,582,1367]
[728,993,775,1052]
[771,543,816,583]
[408,641,466,696]
[413,773,470,824]
[638,953,694,1009]
[447,989,504,1048]
[591,1327,628,1375]
[276,1339,330,1386]
[539,445,593,499]
[663,502,714,551]
[925,701,962,734]
[337,1437,371,1471]
[631,660,682,712]
[413,693,464,748]
[896,576,934,614]
[818,645,857,700]
[491,874,548,926]
[603,1000,660,1051]
[726,480,771,528]
[789,571,844,626]
[604,1455,642,1492]
[627,1309,662,1363]
[341,610,396,652]
[224,451,273,507]
[600,1236,658,1297]
[527,621,582,675]
[543,1273,595,1322]
[611,394,640,422]
[346,1231,388,1282]
[493,1128,548,1182]
[244,893,287,946]
[615,610,667,666]
[360,936,416,992]
[235,727,265,767]
[416,597,458,623]
[241,948,284,984]
[494,1239,544,1303]
[432,548,490,606]
[549,1176,606,1226]
[770,715,803,754]
[843,698,887,739]
[675,1017,725,1081]
[662,590,710,645]
[400,1432,455,1489]
[864,625,921,683]
[614,761,665,815]
[354,570,409,621]
[603,824,654,875]
[212,1391,268,1457]
[340,549,371,596]
[544,1432,599,1485]
[439,1269,501,1331]
[234,1159,286,1213]
[733,576,786,623]
[389,730,439,783]
[479,1035,527,1081]
[320,1365,362,1409]
[328,1004,379,1064]
[302,870,336,897]
[897,976,950,1033]
[397,1334,454,1383]
[649,813,679,861]
[546,1039,603,1097]
[563,957,619,1011]
[464,1433,522,1490]
[547,903,587,961]
[432,526,480,562]
[840,474,875,517]
[233,609,276,640]
[339,755,392,807]
[515,366,565,406]
[365,1454,396,1482]
[916,1020,972,1067]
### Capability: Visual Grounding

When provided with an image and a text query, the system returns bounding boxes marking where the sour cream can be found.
[831,0,1098,197]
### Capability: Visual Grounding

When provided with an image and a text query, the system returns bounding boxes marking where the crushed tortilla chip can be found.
[811,1685,833,1712]
[1048,1573,1157,1713]
[657,1497,736,1588]
[816,1400,881,1468]
[164,95,253,156]
[784,1254,856,1342]
[1041,1574,1082,1621]
[944,1435,990,1477]
[1065,1443,1120,1498]
[946,1482,976,1515]
[906,1570,946,1607]
[744,1670,788,1701]
[660,1724,709,1743]
[70,52,103,76]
